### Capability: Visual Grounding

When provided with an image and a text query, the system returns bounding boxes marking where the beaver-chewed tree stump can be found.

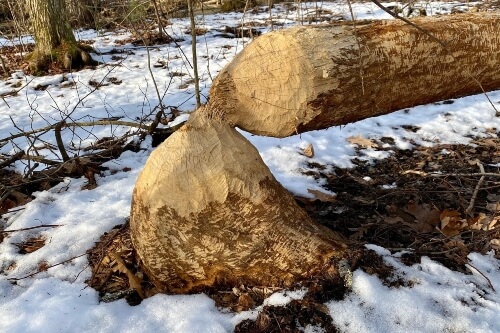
[130,13,500,294]
[130,110,347,293]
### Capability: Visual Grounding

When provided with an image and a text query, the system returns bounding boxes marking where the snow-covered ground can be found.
[1,2,499,332]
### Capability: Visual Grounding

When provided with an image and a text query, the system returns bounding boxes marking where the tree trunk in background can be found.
[28,0,95,72]
[28,0,77,54]
[208,13,500,137]
[66,0,96,28]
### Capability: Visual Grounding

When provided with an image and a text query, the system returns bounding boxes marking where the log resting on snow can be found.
[208,13,500,137]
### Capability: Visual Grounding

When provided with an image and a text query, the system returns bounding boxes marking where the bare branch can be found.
[7,253,87,281]
[369,0,447,48]
[188,0,201,108]
[0,119,157,144]
[1,224,63,234]
[465,161,486,216]
[55,121,70,162]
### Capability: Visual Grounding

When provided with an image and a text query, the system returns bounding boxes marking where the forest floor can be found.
[1,2,500,332]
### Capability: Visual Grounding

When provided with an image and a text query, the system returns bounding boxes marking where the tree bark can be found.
[28,0,95,72]
[28,0,76,55]
[208,13,500,137]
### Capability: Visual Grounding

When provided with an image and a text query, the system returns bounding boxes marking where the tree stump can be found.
[130,110,347,293]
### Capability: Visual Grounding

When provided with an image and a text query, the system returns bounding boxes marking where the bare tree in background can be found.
[27,0,95,73]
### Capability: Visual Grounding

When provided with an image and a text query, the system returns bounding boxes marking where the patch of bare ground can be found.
[82,131,499,332]
[2,108,497,331]
[313,132,500,270]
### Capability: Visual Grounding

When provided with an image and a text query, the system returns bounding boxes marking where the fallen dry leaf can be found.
[302,143,314,158]
[307,189,336,203]
[14,236,46,254]
[468,213,495,231]
[109,252,145,299]
[439,209,467,237]
[347,134,378,149]
[472,138,499,147]
[486,202,500,213]
[490,239,500,251]
[444,240,469,257]
[404,202,440,233]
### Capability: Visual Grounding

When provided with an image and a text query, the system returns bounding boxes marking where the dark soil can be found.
[82,131,500,332]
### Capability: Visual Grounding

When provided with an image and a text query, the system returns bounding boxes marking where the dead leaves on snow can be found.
[87,222,148,305]
[13,235,46,254]
[347,134,378,149]
[107,252,144,299]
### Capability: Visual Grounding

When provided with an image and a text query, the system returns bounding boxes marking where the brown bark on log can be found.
[208,13,500,137]
[130,110,347,293]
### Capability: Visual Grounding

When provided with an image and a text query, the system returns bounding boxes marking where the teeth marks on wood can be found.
[130,13,500,297]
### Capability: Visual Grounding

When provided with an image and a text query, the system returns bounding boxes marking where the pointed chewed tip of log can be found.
[130,110,346,293]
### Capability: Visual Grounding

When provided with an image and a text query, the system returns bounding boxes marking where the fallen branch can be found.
[54,121,70,162]
[0,224,63,234]
[0,120,150,144]
[0,119,186,144]
[7,253,87,281]
[465,161,486,216]
[20,154,61,166]
[401,170,500,178]
[0,151,24,168]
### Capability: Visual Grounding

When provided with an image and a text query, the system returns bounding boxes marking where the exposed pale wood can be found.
[130,110,346,293]
[208,13,500,137]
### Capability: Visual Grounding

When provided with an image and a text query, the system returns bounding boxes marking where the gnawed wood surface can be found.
[131,13,500,294]
[209,13,500,137]
[130,110,347,293]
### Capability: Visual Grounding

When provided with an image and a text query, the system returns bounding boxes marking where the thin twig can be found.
[346,0,365,95]
[0,77,34,98]
[466,263,496,292]
[128,19,167,122]
[469,76,500,116]
[188,0,201,108]
[8,253,87,281]
[1,95,9,108]
[465,161,486,216]
[369,0,447,48]
[1,224,62,234]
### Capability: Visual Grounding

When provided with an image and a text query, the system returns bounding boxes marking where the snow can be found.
[1,2,500,332]
[328,248,500,333]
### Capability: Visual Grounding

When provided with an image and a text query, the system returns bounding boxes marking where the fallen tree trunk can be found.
[209,13,500,137]
[130,13,500,295]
